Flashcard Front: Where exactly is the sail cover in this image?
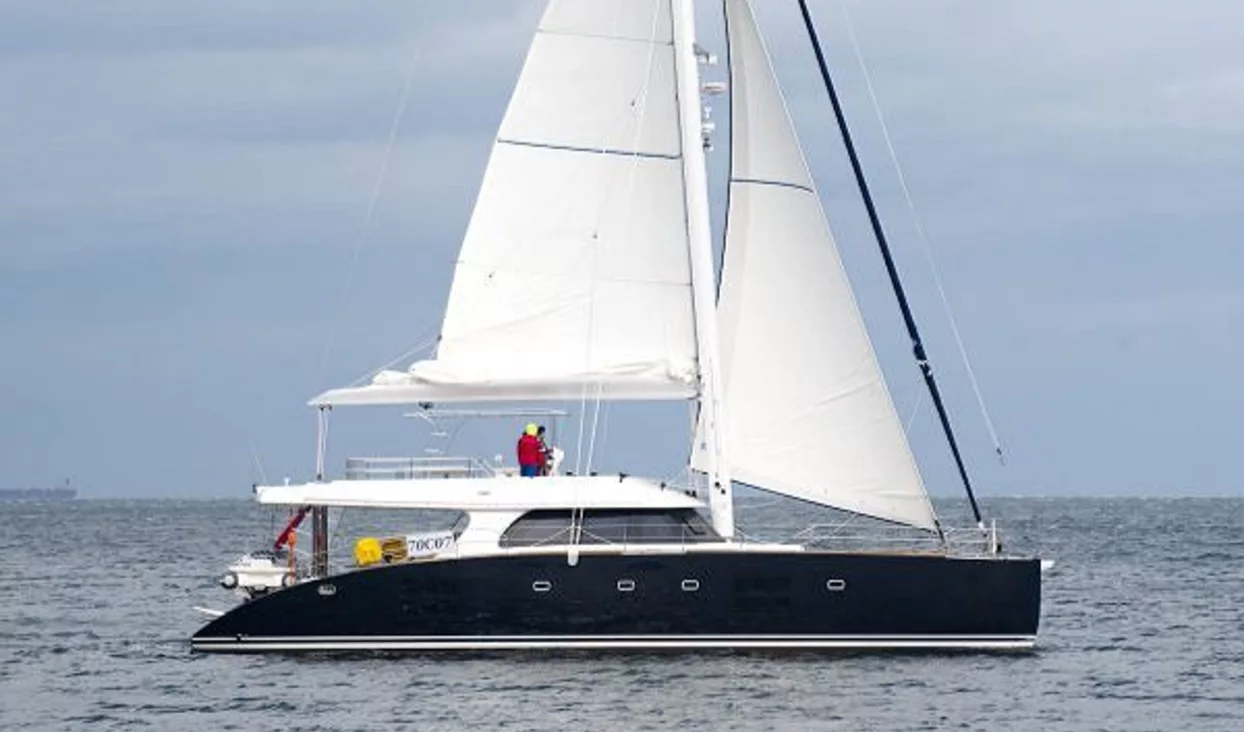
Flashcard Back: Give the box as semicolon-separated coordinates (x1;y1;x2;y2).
315;0;699;406
692;0;938;531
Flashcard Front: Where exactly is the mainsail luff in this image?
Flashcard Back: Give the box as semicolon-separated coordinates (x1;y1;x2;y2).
671;0;734;538
695;0;939;532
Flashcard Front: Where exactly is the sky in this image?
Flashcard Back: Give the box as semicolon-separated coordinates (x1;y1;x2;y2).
1;1;1241;502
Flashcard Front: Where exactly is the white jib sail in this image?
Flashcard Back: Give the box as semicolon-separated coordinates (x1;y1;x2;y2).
315;0;701;406
694;0;939;531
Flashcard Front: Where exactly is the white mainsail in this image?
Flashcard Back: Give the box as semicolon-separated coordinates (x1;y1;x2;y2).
693;0;939;531
314;0;699;406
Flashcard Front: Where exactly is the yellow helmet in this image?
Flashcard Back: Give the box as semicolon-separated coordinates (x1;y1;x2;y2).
525;423;538;436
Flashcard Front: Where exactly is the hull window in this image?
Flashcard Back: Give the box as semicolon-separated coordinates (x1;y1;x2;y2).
617;578;636;592
826;579;847;592
531;580;552;593
681;579;700;592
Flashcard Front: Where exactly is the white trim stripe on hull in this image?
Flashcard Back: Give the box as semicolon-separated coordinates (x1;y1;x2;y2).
193;634;1037;652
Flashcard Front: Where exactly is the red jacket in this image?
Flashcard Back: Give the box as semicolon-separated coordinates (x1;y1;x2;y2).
517;434;544;467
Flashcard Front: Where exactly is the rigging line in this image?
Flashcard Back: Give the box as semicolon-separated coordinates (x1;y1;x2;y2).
581;2;665;476
837;0;1005;465
314;39;424;390
795;0;984;528
574;385;589;477
464;25;658;324
715;0;736;304
591;3;662;472
454;10;668;364
584;382;606;474
597;399;612;472
248;443;270;485
264;506;280;552
327;507;350;570
455;28;658;333
345;327;439;388
905;386;924;433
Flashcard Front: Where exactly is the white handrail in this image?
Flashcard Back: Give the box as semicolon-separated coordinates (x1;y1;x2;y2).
344;456;498;480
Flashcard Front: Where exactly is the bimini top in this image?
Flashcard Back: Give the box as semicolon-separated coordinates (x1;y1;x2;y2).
255;475;704;512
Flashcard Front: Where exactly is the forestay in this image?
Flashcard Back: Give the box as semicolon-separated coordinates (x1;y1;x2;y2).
314;0;699;406
693;0;938;532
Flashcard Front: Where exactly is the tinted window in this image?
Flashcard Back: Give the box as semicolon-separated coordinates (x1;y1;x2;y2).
580;509;720;545
499;510;573;547
501;509;720;547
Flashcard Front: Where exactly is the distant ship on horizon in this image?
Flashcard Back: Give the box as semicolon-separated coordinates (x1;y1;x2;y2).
0;482;77;502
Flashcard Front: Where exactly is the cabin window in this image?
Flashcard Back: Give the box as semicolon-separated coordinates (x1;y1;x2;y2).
579;509;719;545
500;508;720;547
499;510;573;547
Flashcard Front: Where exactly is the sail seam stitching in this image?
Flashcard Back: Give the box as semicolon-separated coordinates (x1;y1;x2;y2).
497;138;680;161
538;29;674;47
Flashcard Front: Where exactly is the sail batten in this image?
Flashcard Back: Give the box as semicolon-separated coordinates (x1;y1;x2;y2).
496;138;682;161
733;177;815;194
695;0;939;532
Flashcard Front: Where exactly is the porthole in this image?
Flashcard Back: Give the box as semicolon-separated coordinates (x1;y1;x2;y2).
532;580;552;593
825;578;847;592
681;579;700;592
617;578;636;592
317;583;337;597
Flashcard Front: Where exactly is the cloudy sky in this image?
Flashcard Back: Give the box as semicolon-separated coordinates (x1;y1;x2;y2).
1;1;1240;502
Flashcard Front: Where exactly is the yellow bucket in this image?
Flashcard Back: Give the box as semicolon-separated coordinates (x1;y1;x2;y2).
354;537;383;567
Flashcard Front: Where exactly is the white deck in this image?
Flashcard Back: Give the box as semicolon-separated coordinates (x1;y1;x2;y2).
255;475;705;512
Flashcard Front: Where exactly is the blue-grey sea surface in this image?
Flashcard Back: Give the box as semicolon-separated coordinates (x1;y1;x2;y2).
1;496;1241;731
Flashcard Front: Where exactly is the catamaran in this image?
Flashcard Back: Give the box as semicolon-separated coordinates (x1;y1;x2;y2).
192;0;1042;653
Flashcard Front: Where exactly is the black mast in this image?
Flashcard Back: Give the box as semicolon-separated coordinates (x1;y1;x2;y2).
795;0;984;526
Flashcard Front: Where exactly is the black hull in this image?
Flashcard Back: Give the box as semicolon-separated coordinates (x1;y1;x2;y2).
192;550;1041;652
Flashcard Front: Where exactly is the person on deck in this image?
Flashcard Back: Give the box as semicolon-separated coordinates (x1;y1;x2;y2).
517;423;544;477
536;425;552;476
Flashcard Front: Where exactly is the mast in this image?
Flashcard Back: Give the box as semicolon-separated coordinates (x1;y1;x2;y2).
794;0;985;527
673;0;734;537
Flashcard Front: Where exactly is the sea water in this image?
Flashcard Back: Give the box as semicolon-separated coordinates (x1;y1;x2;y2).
1;497;1241;731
